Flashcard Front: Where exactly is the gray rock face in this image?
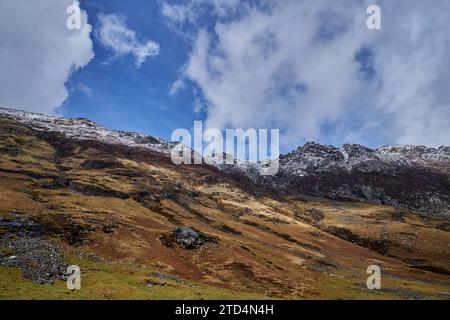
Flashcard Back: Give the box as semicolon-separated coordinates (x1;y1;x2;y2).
279;141;450;176
160;226;218;250
253;142;450;216
175;227;211;250
175;227;217;250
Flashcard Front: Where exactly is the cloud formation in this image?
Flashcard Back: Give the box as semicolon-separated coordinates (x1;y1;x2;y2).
165;0;450;148
98;13;160;67
0;0;94;115
162;0;240;24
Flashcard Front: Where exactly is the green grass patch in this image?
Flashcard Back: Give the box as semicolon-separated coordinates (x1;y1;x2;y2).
0;255;270;300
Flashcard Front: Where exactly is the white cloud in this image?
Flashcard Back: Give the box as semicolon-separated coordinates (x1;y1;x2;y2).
0;0;94;115
73;82;93;97
162;0;241;24
169;0;450;148
169;77;186;96
370;1;450;146
162;2;194;24
98;13;160;67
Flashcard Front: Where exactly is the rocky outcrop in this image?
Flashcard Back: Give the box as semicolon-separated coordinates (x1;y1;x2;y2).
160;227;218;250
254;142;450;216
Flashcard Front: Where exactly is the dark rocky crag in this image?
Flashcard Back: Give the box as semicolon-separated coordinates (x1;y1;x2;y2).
248;142;450;217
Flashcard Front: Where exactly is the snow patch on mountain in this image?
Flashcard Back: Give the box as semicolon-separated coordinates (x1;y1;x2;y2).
0;107;175;153
279;141;450;178
1;107;449;179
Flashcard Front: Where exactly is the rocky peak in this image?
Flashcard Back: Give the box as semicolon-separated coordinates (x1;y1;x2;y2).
341;144;375;159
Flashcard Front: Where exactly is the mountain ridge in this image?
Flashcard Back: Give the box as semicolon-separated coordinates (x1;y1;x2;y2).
1;106;448;162
1;106;449;216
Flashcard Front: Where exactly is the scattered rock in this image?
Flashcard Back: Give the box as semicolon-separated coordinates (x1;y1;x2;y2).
311;231;321;237
309;263;328;274
318;258;340;269
77;251;101;262
145;279;167;288
150;272;195;287
382;287;431;300
0;234;67;284
102;221;116;234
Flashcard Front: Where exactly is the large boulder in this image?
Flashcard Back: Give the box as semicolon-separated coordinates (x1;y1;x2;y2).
175;227;204;249
161;226;218;250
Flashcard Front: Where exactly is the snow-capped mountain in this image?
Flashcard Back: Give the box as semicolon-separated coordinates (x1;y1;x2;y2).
268;142;450;216
1;107;449;216
2;107;448;173
279;141;450;177
0;107;174;153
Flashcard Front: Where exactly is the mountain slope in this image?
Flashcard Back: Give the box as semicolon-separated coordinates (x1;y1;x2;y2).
0;108;449;300
2;107;449;216
234;143;450;216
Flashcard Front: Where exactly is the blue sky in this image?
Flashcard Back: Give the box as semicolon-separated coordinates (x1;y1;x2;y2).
62;0;200;143
1;0;449;152
60;0;381;151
